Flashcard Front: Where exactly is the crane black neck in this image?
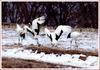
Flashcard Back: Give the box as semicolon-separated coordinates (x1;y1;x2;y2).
67;32;71;38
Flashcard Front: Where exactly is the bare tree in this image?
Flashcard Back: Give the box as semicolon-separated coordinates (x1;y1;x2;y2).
2;2;98;28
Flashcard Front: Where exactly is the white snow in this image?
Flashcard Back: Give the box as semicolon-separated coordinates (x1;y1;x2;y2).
2;48;99;69
2;28;99;68
2;29;98;51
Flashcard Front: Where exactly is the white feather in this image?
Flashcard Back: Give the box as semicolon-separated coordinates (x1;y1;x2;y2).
16;24;34;39
31;19;38;31
68;31;81;47
31;16;45;34
70;32;81;39
44;28;51;36
55;25;72;35
37;16;45;24
24;25;33;32
51;33;58;44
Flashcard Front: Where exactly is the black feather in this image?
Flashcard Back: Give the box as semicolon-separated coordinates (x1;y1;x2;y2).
55;30;63;40
67;32;71;38
47;34;52;41
27;29;35;37
20;33;25;39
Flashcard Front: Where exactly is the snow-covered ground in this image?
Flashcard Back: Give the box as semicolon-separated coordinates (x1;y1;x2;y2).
2;28;99;68
2;28;98;51
2;48;99;69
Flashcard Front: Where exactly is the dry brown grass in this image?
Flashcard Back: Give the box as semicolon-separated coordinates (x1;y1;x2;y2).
2;57;58;68
2;23;98;32
25;45;98;56
2;44;98;56
2;44;97;68
2;57;80;68
2;44;98;68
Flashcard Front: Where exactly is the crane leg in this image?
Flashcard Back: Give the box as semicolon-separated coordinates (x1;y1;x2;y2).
75;40;78;50
70;40;73;50
18;36;20;44
37;38;41;47
51;43;54;47
35;38;40;47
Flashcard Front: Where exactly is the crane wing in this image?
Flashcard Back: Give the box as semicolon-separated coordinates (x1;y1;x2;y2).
24;25;35;36
54;25;72;40
55;25;72;33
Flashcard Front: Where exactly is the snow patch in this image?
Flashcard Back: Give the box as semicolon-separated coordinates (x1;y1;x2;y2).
2;48;99;69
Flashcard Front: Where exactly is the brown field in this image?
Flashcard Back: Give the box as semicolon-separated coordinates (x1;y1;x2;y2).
2;57;81;68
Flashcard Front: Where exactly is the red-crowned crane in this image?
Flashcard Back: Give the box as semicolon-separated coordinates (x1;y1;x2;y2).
15;24;34;44
15;24;35;53
29;16;45;37
45;25;72;47
28;16;45;46
67;31;81;48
